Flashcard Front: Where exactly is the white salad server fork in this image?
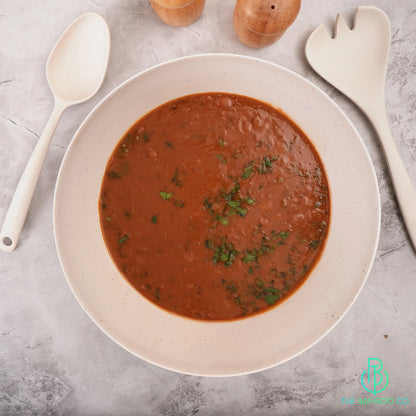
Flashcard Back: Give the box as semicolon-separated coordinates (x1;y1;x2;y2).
305;6;416;251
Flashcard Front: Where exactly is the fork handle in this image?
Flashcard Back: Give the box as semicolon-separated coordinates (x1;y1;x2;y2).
367;104;416;250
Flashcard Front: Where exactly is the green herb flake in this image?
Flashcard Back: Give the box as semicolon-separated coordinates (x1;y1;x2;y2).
205;240;214;250
218;138;225;147
217;216;229;226
118;234;129;245
174;199;185;208
264;156;273;168
309;240;320;250
264;294;280;305
227;200;241;209
235;207;247;217
220;251;230;262
272;230;289;240
258;156;274;174
221;278;237;294
258;242;274;255
213;242;239;268
165;141;174;148
107;170;120;180
245;197;256;205
203;198;213;210
216;154;227;164
242;162;255;180
151;215;158;224
255;277;265;287
159;191;173;200
222;184;240;201
242;250;258;264
106;216;112;222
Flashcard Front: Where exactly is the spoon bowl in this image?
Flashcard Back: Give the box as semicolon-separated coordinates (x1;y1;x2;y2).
47;13;110;104
0;13;111;252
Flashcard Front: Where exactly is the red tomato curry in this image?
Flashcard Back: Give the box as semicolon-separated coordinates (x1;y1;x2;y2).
99;93;330;320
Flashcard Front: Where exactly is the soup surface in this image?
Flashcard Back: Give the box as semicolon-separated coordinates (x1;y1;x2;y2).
99;93;330;320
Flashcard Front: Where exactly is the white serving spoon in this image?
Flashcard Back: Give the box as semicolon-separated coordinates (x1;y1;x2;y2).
305;6;416;251
0;13;110;253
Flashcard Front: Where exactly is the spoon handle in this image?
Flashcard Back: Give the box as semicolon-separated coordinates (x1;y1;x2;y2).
367;104;416;250
0;101;66;252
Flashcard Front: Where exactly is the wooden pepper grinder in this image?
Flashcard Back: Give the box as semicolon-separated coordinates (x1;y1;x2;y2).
150;0;206;27
233;0;301;48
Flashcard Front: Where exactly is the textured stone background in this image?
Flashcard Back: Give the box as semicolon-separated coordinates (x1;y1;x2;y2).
1;0;415;414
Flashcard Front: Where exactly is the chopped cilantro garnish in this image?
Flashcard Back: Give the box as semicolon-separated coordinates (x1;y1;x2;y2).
255;277;265;287
118;234;129;245
107;170;120;180
258;156;273;174
242;162;255;179
212;242;239;267
221;278;237;294
227;200;241;208
159;191;173;200
171;168;183;186
216;154;227;164
151;215;158;224
309;240;320;249
222;184;240;201
235;207;247;217
203;198;213;210
264;294;280;305
216;215;229;226
245;197;256;205
272;230;289;240
205;240;214;250
174;199;185;208
242;250;258;263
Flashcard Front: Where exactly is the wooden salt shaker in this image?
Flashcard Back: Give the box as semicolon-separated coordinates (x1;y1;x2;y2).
150;0;205;27
233;0;301;48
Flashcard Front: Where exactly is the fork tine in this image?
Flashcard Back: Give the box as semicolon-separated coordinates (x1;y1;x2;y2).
334;13;350;38
306;24;331;48
305;24;334;75
353;5;391;33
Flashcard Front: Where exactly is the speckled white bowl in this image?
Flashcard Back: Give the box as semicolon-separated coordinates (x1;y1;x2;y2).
53;54;380;376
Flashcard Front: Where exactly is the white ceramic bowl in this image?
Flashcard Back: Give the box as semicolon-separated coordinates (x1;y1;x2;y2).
54;54;380;376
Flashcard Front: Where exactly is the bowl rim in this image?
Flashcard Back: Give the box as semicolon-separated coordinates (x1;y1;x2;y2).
53;53;381;376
